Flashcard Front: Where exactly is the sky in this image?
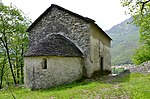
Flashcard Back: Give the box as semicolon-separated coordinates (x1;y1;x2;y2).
2;0;130;30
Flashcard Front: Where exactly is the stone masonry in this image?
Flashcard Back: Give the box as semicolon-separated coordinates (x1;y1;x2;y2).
24;4;111;89
28;6;91;76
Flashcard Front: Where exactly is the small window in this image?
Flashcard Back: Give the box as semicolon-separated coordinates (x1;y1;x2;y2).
42;58;47;69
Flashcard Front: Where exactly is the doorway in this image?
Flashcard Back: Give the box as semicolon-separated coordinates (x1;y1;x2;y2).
100;57;103;75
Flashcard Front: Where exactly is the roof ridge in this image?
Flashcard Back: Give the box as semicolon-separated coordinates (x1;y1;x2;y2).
26;4;95;32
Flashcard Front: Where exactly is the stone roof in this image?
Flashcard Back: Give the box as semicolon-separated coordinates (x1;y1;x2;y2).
26;4;111;40
26;4;95;32
24;34;83;57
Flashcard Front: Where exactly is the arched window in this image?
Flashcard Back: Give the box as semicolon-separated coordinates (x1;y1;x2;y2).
42;58;47;69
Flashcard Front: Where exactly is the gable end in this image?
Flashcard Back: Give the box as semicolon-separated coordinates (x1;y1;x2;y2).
26;4;95;32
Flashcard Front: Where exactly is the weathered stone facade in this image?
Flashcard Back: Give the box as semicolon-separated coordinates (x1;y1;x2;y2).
28;7;90;54
90;23;111;76
24;4;111;89
24;56;83;89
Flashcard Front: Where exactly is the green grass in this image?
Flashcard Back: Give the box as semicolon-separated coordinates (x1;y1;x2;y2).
112;68;125;74
0;73;150;99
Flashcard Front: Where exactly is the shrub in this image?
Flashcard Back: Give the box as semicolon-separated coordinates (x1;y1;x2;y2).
132;45;150;65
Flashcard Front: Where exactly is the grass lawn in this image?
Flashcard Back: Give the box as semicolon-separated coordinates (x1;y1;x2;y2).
0;73;150;99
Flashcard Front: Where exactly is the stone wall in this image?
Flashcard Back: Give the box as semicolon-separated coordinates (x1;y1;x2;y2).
90;23;111;76
26;6;111;78
24;56;83;89
29;7;90;55
130;61;150;74
28;7;92;77
111;61;150;74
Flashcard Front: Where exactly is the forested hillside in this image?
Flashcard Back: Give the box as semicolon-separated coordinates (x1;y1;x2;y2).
106;17;140;65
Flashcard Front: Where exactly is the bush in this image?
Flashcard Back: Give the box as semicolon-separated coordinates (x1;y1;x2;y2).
112;68;125;74
132;45;150;65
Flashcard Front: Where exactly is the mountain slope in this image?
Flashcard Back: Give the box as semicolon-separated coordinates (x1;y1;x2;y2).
106;17;140;65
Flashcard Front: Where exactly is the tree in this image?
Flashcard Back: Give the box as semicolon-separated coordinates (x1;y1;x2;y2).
121;0;150;45
121;0;150;64
132;45;150;65
0;3;31;86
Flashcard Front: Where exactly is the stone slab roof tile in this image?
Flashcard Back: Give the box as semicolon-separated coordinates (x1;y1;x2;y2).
24;34;83;57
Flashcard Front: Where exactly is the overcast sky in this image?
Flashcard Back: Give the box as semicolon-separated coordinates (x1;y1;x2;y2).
2;0;130;30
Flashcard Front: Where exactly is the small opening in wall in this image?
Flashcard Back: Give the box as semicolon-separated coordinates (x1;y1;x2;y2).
42;58;47;69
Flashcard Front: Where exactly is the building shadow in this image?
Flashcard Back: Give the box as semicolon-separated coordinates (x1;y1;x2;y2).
100;69;131;84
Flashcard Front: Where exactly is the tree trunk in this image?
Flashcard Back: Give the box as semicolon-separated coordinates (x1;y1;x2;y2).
0;62;5;89
5;41;17;84
21;44;24;83
0;36;17;84
15;46;20;84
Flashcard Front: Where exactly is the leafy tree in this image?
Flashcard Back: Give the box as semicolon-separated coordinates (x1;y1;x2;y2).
121;0;150;64
132;45;150;64
0;3;31;87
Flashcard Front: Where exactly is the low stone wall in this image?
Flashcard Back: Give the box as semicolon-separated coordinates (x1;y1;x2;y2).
111;61;150;74
130;61;150;74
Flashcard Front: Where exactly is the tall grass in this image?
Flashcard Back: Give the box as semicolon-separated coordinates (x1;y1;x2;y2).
0;73;150;99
